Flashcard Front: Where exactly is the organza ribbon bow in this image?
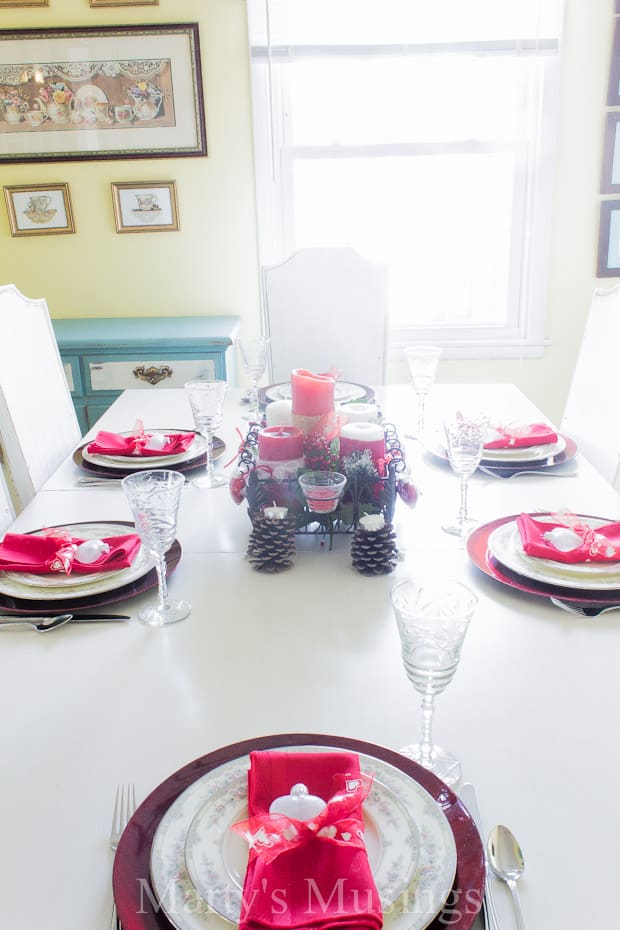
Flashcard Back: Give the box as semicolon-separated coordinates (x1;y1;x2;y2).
232;772;373;865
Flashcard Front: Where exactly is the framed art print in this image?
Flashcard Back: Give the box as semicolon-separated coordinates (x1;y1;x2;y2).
597;200;620;277
0;24;206;163
111;180;179;233
4;182;75;236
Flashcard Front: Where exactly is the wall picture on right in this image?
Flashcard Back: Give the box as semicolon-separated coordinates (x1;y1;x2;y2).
597;200;620;277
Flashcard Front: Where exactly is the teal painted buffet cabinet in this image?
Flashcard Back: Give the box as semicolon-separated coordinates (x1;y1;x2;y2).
52;316;240;434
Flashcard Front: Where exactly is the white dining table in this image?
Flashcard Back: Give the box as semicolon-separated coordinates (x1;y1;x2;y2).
1;383;619;930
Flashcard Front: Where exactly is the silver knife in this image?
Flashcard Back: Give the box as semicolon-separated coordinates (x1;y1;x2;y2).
0;613;131;623
459;782;500;930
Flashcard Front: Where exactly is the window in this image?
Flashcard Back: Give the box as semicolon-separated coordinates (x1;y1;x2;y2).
247;1;565;358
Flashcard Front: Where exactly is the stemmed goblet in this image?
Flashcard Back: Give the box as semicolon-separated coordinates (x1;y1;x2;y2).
442;411;490;540
121;469;191;627
185;379;228;489
390;577;478;787
238;336;270;421
404;345;442;440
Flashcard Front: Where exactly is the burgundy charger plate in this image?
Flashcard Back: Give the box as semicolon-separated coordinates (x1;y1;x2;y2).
114;733;485;930
0;521;181;615
467;513;620;605
74;433;226;479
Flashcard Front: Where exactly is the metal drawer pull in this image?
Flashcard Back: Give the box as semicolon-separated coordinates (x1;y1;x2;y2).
133;365;173;385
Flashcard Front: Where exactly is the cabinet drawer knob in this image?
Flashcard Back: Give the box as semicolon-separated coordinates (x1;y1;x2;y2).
133;365;173;385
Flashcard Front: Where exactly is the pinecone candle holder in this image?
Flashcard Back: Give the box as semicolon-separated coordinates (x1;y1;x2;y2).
351;512;398;575
247;506;296;573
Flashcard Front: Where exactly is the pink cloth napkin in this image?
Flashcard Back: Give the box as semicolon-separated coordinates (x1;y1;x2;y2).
0;532;141;574
233;750;383;930
516;513;620;563
484;423;558;449
86;430;195;457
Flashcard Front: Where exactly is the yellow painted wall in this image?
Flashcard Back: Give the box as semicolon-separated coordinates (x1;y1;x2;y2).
0;1;615;423
0;0;260;326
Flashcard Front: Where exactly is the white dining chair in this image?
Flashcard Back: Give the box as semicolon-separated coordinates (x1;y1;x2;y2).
0;284;81;514
261;248;389;384
561;284;620;491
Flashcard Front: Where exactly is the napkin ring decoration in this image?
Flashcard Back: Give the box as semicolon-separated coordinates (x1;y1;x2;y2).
547;510;619;559
231;772;373;865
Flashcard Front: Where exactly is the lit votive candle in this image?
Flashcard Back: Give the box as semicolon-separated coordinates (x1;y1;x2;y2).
339;422;386;465
263;503;289;521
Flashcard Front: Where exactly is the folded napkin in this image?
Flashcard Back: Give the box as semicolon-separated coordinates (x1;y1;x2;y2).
484;423;558;450
232;750;383;930
0;531;141;574
86;429;195;457
516;513;620;563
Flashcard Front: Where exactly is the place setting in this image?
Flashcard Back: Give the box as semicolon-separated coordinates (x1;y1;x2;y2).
467;508;620;612
0;470;188;623
425;417;578;480
74;423;226;481
111;576;487;930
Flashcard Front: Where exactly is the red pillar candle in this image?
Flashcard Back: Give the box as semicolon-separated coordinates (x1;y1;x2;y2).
258;426;304;462
291;369;335;416
339;422;386;465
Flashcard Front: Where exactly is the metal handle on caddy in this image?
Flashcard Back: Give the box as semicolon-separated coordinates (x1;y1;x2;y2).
132;365;173;386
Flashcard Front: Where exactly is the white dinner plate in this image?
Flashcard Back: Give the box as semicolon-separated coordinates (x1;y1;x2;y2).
481;435;566;463
488;516;620;589
0;522;154;600
82;430;207;470
266;382;368;404
150;746;457;930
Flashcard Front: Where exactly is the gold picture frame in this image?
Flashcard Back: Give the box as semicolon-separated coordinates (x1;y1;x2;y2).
3;182;75;236
90;1;158;6
0;1;49;7
111;180;179;233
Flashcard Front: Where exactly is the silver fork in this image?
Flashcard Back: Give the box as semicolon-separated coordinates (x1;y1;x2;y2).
549;597;620;618
478;465;578;479
109;784;137;930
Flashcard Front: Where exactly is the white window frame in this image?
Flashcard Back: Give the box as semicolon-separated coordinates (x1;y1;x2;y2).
250;42;561;359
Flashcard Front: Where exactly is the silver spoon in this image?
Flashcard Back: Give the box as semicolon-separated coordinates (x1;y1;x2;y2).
0;614;74;633
487;824;527;930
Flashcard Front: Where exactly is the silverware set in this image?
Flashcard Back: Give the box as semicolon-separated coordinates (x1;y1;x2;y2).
0;613;131;631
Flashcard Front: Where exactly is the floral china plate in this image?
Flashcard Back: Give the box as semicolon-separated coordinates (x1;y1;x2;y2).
149;745;456;930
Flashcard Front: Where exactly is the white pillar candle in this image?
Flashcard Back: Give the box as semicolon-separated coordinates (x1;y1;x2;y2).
337;402;380;423
265;399;293;427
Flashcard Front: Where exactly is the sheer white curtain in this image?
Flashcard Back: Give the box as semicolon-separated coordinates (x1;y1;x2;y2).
246;0;565;358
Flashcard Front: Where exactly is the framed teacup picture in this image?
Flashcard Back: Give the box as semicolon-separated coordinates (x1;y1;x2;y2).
3;182;75;236
111;180;179;233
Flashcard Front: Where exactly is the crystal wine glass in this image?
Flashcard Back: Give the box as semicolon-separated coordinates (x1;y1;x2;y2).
442;411;490;540
185;379;228;489
121;469;190;627
390;577;478;787
404;345;442;440
238;336;270;421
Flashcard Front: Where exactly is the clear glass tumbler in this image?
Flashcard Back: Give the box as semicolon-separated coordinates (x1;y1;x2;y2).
238;336;270;421
185;379;228;489
390;577;478;787
121;469;191;627
403;345;442;440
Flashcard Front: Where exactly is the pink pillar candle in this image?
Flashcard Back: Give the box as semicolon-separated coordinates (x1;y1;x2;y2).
258;426;304;462
291;369;335;416
339;422;386;465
